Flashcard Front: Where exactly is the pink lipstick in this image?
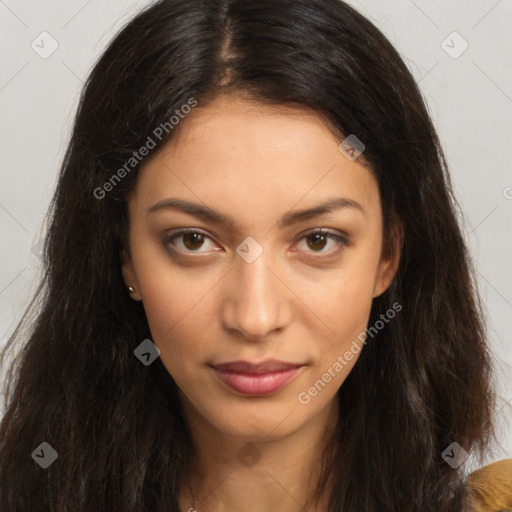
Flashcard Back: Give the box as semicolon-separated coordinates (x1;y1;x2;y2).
211;360;303;396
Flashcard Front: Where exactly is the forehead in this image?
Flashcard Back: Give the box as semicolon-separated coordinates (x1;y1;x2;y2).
130;95;380;228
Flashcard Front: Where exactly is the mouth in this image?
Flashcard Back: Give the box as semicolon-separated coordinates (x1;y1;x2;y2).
210;359;304;396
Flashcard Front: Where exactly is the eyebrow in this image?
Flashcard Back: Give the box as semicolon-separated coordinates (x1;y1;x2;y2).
147;196;365;229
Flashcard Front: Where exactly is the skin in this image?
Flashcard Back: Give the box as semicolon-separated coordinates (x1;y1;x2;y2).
121;94;401;512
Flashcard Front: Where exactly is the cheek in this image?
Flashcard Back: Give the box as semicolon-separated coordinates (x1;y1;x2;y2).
310;244;381;384
130;233;211;332
320;283;373;377
138;274;212;356
321;254;380;339
127;241;208;367
141;284;210;389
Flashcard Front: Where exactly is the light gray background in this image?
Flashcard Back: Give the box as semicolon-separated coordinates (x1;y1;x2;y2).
1;0;511;467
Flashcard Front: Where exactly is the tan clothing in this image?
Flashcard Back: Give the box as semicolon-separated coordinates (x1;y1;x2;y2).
468;459;512;512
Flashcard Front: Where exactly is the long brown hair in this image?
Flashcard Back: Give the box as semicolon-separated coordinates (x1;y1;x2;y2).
0;0;496;510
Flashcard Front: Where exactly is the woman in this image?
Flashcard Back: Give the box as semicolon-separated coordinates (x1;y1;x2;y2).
0;0;507;510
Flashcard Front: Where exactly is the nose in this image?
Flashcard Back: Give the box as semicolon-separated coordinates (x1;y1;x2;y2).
221;250;291;341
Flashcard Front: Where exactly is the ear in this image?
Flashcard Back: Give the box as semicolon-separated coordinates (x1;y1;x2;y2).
120;248;143;301
373;219;403;298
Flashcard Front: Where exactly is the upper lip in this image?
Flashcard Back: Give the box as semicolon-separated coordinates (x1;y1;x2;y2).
212;359;303;373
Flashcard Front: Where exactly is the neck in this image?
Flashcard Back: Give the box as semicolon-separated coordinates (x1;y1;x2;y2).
178;400;339;512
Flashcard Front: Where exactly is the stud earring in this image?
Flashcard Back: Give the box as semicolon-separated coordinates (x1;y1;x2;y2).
128;286;135;294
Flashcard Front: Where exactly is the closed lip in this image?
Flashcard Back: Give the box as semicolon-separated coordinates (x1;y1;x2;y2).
211;359;304;373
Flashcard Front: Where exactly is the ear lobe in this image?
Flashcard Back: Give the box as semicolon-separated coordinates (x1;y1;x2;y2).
373;220;403;298
120;248;142;301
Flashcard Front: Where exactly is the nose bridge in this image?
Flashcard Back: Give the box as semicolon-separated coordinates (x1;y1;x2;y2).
223;244;288;339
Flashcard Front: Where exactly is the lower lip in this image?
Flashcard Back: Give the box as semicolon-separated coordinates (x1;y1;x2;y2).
212;367;302;396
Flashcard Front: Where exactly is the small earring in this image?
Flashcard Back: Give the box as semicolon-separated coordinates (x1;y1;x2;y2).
128;286;135;294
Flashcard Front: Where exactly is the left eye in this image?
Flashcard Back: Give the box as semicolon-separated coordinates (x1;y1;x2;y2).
164;228;346;256
292;229;347;255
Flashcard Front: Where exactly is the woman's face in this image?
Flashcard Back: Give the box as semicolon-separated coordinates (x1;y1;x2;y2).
122;94;400;442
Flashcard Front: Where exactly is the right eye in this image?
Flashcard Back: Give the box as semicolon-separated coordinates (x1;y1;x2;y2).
163;228;220;254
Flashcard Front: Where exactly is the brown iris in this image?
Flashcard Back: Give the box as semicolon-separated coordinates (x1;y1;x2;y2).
306;232;328;251
182;232;205;251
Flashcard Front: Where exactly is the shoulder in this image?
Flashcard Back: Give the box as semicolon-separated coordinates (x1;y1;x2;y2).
467;458;512;512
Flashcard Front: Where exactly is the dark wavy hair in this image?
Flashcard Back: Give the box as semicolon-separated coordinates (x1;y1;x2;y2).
0;0;496;510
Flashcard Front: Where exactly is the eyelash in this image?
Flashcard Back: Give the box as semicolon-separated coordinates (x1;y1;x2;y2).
163;227;348;259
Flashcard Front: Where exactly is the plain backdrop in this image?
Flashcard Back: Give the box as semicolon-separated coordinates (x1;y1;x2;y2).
1;0;511;467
